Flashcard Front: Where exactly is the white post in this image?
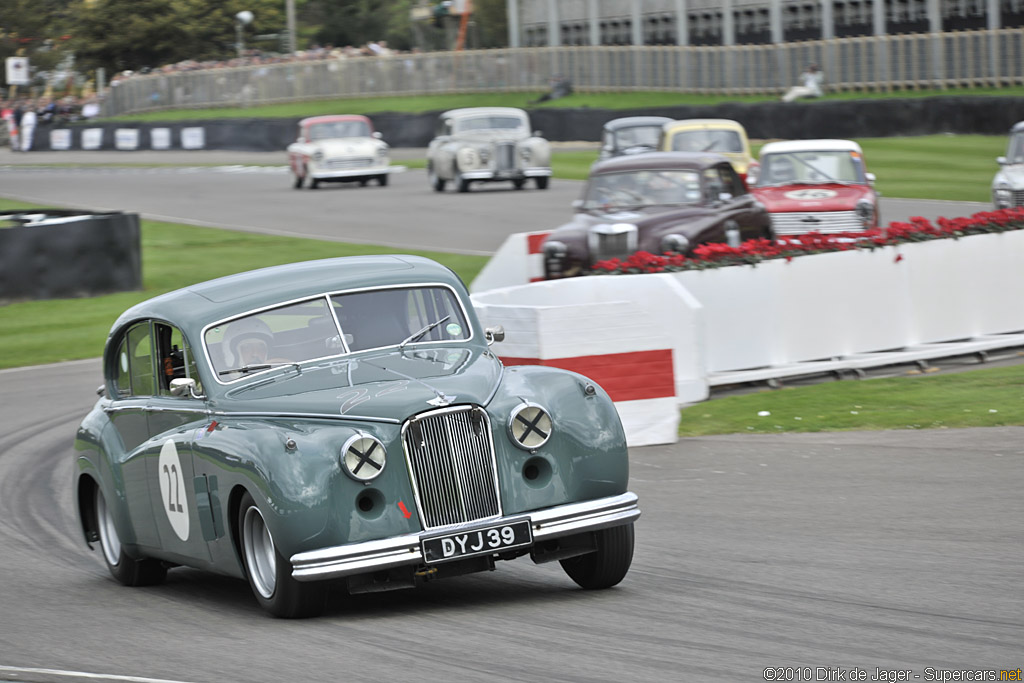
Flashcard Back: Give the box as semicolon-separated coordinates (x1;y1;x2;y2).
508;0;520;48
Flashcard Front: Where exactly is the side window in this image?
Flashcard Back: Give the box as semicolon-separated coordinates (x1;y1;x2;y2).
721;165;744;196
703;168;724;202
155;322;202;397
113;336;130;396
127;323;155;397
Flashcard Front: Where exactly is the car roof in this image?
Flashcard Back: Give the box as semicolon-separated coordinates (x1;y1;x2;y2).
603;116;675;130
589;151;731;175
109;255;463;336
759;139;863;155
440;107;528;119
300;114;371;126
663;118;747;134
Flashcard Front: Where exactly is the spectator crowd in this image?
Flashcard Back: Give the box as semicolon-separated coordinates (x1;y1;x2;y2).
1;95;101;151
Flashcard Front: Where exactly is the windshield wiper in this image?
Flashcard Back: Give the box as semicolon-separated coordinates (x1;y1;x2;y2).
218;362;300;377
399;315;451;350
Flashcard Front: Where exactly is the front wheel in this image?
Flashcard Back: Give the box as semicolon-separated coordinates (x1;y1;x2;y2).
238;492;326;618
457;173;471;193
559;522;634;590
512;178;526;190
535;176;550;190
292;169;305;189
95;487;167;587
377;174;388;187
428;164;446;192
309;178;320;190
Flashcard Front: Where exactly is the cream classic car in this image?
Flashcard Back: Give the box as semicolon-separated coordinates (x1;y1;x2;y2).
287;115;390;189
426;107;552;192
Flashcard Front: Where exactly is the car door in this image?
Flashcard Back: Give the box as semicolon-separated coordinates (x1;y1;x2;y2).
144;321;211;562
710;162;764;242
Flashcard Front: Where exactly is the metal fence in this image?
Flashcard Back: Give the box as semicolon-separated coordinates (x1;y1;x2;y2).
103;28;1024;116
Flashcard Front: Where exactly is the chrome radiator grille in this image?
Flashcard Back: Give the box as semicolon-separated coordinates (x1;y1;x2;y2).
496;142;515;171
770;210;865;235
402;406;501;529
1013;190;1024;207
588;224;638;262
326;157;373;169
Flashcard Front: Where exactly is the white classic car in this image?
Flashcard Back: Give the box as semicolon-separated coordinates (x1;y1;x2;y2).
992;121;1024;209
426;107;552;192
287;115;390;189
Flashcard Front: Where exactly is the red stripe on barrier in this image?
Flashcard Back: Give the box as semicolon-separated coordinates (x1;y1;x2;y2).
527;232;551;254
500;349;674;402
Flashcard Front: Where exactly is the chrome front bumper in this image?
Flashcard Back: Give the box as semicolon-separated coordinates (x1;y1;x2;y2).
290;492;640;582
459;166;553;180
311;165;391;180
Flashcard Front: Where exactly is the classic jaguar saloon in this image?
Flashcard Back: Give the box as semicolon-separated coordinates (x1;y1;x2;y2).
74;256;639;617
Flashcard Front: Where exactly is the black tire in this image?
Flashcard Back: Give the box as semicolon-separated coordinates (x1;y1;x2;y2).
535;176;550;190
359;178;369;187
513;178;526;190
428;165;445;192
309;178;320;190
457;173;471;193
559;523;634;590
377;174;388;187
293;171;305;189
238;492;326;618
94;486;167;587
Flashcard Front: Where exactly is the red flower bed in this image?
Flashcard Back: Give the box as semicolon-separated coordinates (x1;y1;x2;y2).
589;208;1024;275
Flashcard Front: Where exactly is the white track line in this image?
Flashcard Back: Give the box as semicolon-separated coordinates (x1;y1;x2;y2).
0;665;198;683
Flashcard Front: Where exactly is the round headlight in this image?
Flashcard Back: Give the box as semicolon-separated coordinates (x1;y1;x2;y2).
313;150;324;162
855;199;875;226
543;239;568;259
661;233;690;254
339;434;386;482
994;184;1013;208
508;403;552;450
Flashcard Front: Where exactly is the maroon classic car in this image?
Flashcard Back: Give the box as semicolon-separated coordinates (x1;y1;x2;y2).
541;152;771;278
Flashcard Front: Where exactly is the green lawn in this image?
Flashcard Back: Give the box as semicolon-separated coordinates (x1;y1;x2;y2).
106;86;1024;121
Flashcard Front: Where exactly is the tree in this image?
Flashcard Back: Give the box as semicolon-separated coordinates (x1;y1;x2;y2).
303;0;414;51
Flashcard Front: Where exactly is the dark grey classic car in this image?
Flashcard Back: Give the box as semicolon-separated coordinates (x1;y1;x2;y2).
73;255;639;618
542;152;772;278
598;116;675;160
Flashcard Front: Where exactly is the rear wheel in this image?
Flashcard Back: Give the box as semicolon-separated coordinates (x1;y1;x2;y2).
559;522;634;590
95;487;166;587
535;176;550;190
359;178;369;187
377;174;388;187
238;492;326;618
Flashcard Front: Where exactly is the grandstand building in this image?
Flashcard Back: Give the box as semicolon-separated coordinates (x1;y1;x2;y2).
509;0;1024;47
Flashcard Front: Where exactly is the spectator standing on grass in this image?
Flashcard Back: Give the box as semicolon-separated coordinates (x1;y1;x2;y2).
781;64;824;102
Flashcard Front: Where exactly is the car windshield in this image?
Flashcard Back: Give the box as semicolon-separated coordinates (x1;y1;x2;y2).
205;286;471;382
582;170;703;209
758;150;865;186
1007;132;1024;164
455;116;526;133
670;129;743;153
308;120;370;140
613;126;662;150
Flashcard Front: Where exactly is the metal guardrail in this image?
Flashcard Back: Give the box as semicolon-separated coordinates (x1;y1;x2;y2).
102;28;1024;116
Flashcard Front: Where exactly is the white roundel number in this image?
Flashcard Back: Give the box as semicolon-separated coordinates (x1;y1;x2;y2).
158;440;190;541
784;188;838;200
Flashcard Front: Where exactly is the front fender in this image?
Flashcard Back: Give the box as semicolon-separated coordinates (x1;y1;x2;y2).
487;365;629;515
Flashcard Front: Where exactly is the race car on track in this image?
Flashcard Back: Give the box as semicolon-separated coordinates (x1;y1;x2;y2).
426;107;552;192
287;114;390;189
73;255;640;617
751;139;879;237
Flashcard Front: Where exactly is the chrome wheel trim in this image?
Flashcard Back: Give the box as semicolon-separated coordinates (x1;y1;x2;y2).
95;489;122;567
243;504;277;599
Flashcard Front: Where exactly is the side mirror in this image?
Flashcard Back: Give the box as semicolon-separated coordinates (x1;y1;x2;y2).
866;172;876;185
373;131;383;139
997;156;1008;166
533;130;543;138
484;325;505;346
718;192;733;202
170;377;204;399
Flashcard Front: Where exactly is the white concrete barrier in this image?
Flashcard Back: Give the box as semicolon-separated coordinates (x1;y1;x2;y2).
470;230;550;294
472;274;707;447
470;228;1024;445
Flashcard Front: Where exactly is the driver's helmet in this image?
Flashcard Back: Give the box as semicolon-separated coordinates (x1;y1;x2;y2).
223;317;274;366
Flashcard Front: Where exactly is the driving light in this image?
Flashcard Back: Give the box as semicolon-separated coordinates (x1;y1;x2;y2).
478;147;491;163
340;434;386;481
994;185;1012;208
520;146;532;162
508;403;552;450
661;233;690;254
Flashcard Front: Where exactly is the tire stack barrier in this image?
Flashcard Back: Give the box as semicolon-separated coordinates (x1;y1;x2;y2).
0;210;142;303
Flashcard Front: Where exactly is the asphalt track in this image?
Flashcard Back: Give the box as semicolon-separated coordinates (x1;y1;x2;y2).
0;151;1020;682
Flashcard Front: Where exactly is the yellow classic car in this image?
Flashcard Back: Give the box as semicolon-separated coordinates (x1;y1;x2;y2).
660;118;759;186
